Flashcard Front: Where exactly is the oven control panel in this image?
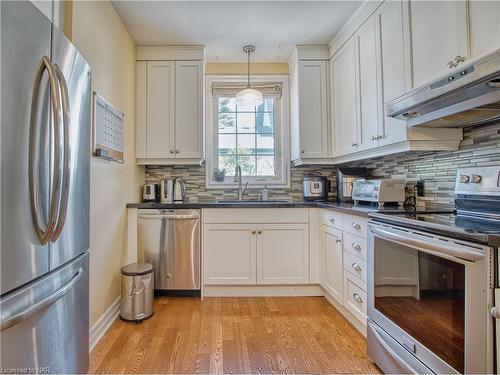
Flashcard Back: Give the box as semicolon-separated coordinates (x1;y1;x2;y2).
455;166;500;195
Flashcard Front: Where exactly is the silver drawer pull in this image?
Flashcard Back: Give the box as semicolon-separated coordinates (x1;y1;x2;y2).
335;238;342;244
351;242;361;251
351;263;362;272
328;216;335;223
351;222;362;230
353;293;363;304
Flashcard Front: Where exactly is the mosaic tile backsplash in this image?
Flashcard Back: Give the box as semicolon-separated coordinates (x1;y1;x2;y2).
145;122;500;208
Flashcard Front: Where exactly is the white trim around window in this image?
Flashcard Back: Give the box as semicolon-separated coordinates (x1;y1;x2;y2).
205;75;290;189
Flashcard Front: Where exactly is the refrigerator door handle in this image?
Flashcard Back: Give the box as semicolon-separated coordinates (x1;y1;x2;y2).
50;65;71;242
29;56;62;245
0;267;84;331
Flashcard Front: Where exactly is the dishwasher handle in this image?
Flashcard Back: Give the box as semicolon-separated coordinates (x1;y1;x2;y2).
138;213;199;220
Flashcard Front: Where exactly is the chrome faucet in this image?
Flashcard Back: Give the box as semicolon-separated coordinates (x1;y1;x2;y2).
234;164;248;200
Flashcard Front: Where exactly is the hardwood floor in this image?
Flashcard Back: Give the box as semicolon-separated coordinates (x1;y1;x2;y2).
89;296;380;374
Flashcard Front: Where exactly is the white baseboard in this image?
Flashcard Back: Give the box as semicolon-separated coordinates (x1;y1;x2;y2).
203;284;324;297
89;297;121;352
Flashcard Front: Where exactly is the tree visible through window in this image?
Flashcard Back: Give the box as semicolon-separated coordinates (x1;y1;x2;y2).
217;97;276;177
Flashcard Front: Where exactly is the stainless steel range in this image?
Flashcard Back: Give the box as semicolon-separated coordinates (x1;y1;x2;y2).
367;166;500;374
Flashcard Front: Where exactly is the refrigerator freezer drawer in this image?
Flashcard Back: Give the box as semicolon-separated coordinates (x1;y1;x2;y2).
0;252;89;373
138;209;200;290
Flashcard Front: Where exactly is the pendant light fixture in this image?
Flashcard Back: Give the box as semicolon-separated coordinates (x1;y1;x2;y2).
236;45;264;107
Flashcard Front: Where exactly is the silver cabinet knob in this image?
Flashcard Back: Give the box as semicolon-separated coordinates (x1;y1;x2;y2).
353;293;363;304
491;306;500;319
352;242;361;251
251;230;256;235
328;216;335;223
170;149;174;154
351;222;361;230
352;263;362;272
335;238;342;243
175;149;180;154
447;60;457;69
257;229;262;234
301;150;305;154
166;274;173;279
377;134;383;140
455;55;466;64
351;142;358;147
371;136;377;141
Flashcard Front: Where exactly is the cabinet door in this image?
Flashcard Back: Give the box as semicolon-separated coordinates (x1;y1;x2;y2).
298;61;328;158
136;61;147;158
356;15;380;151
375;0;409;146
203;224;256;285
469;1;500;59
147;61;175;158
257;224;309;284
331;38;359;157
410;0;469;87
175;61;203;159
322;226;343;304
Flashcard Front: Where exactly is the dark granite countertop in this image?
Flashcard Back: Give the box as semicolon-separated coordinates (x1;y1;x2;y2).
126;200;410;217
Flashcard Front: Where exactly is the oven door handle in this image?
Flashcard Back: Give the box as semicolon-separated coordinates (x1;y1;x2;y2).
370;226;484;262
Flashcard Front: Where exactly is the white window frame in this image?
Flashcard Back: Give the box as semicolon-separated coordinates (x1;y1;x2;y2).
205;75;290;189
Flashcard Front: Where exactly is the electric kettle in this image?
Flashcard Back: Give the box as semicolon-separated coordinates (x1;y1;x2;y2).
173;179;186;202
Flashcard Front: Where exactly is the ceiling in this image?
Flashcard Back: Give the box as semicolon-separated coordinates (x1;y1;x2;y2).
112;1;360;63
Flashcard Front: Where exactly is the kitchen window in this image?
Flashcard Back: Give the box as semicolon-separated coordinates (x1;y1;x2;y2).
205;76;290;188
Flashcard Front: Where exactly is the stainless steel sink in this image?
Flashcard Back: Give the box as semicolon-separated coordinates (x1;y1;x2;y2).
216;199;292;204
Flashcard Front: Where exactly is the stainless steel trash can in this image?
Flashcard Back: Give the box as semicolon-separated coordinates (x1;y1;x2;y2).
120;263;154;321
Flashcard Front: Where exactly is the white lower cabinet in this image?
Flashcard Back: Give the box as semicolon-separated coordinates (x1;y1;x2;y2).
321;225;343;304
203;224;257;285
203;210;310;286
257;224;309;284
321;209;368;329
343;272;367;323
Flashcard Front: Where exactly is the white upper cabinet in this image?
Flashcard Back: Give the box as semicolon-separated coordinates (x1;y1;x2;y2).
135;46;204;165
469;0;500;59
146;61;175;159
174;61;203;159
374;0;409;146
356;15;380;151
298;61;329;159
409;0;469;87
331;38;359;157
289;46;330;164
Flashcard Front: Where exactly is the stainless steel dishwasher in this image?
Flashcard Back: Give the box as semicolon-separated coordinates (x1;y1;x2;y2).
137;209;200;291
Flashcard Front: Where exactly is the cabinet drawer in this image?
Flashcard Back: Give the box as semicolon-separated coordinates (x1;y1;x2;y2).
343;232;368;260
343;251;367;283
342;214;368;238
321;209;343;230
343;273;367;325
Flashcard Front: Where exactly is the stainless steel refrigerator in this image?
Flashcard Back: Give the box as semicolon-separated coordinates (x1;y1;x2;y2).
1;1;91;373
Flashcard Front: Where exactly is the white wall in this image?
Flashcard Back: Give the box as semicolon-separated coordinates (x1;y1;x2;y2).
71;0;143;327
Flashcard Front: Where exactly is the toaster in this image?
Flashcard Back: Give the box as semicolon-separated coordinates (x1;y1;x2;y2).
142;183;159;202
352;179;406;207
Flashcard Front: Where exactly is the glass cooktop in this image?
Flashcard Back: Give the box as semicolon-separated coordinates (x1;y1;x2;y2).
370;211;500;246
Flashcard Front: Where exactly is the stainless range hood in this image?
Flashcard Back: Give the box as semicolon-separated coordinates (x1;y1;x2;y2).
386;49;500;127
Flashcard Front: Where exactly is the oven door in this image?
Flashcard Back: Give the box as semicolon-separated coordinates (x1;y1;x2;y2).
367;222;494;374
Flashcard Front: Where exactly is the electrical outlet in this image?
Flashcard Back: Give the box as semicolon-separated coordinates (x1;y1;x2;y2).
416;180;425;197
